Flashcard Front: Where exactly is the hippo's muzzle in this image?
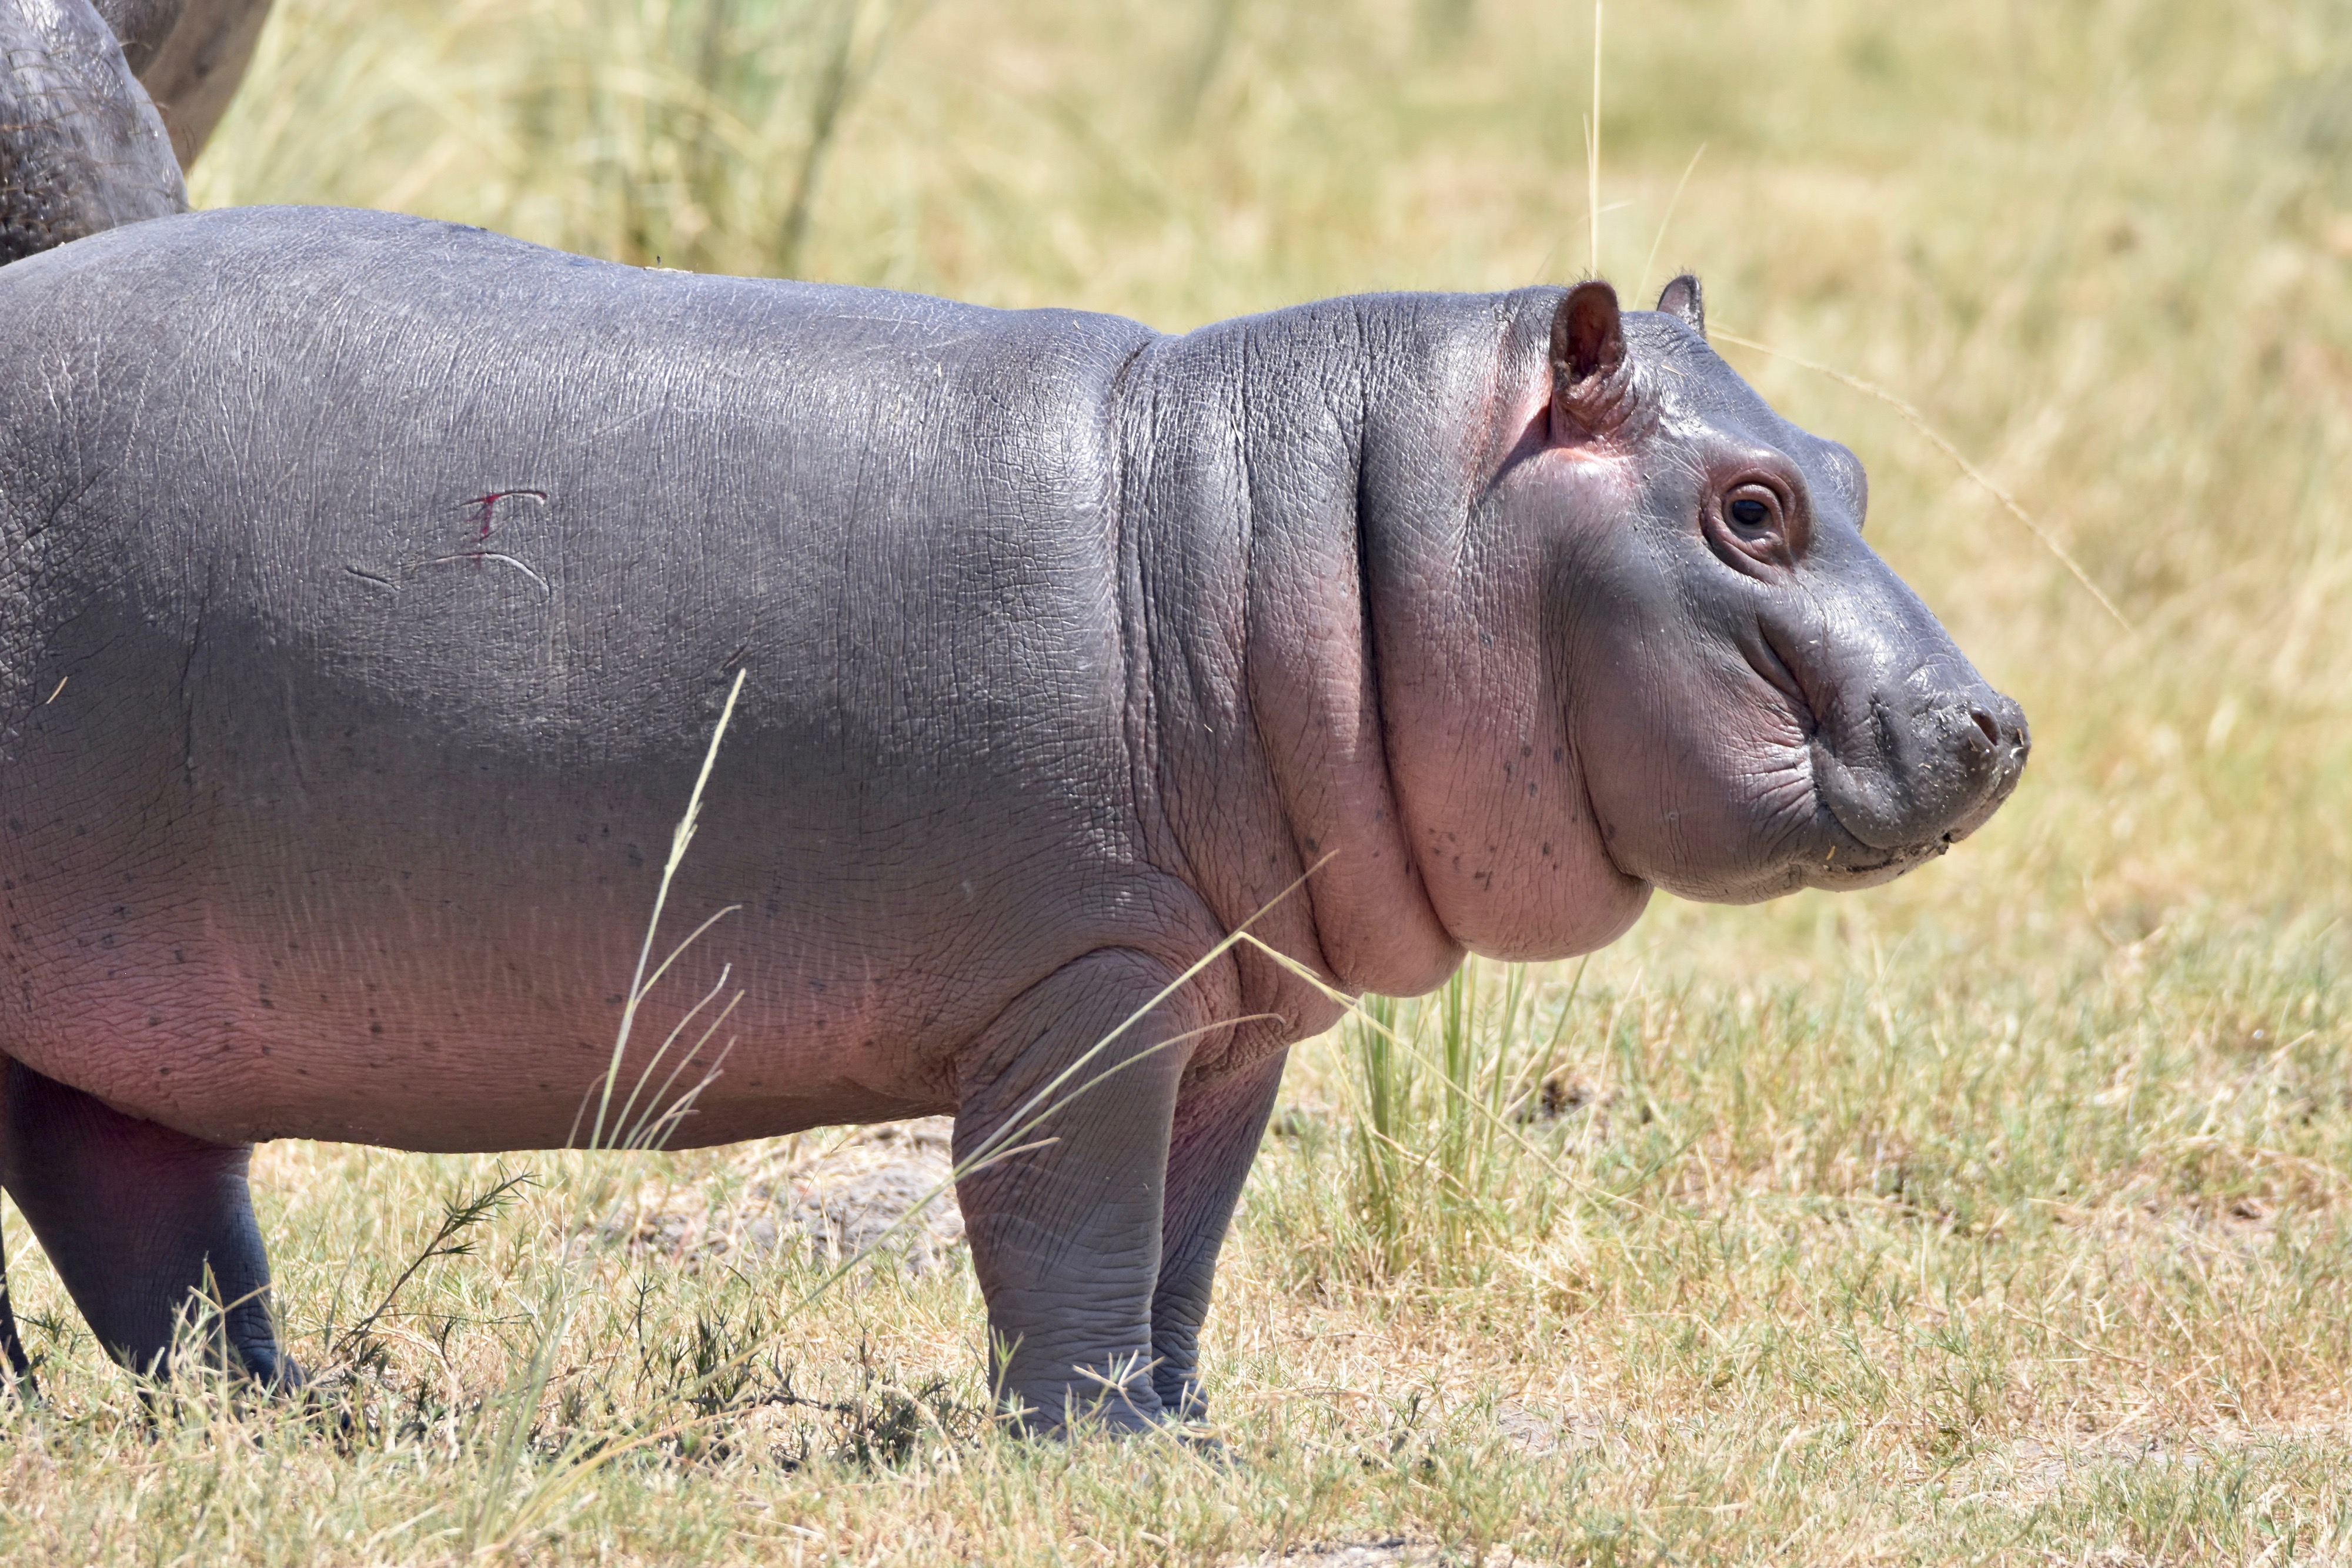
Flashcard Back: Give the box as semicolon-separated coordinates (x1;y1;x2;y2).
1806;678;2030;881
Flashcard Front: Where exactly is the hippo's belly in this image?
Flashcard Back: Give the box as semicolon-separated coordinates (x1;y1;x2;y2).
0;596;1139;1152
0;717;954;1152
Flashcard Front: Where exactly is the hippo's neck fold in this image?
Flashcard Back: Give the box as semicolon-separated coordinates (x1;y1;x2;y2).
1115;295;1487;1002
1117;286;1656;1002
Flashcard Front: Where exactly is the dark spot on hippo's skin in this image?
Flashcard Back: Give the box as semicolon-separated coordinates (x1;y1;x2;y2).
626;844;644;868
370;1023;383;1034
148;1014;161;1027
1542;842;1553;857
606;994;625;1006
101;933;115;948
5;819;18;833
810;981;827;994
1304;835;1319;852
174;948;185;963
1553;748;1565;764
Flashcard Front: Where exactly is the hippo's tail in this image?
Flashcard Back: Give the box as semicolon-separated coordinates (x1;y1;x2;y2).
0;0;188;268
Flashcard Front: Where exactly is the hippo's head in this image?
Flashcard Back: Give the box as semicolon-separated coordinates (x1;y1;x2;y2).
1369;278;2027;969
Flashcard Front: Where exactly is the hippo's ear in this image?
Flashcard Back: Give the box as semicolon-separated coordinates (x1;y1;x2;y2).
1656;274;1705;336
1549;281;1639;442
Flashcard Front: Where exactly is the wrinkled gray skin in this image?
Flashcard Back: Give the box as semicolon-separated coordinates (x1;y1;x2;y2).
0;205;2026;1427
0;0;186;263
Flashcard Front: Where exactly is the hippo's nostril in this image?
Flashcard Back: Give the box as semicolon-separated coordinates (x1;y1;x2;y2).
1969;707;2000;748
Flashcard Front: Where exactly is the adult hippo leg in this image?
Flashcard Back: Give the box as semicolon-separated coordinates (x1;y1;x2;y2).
953;950;1218;1433
1149;1046;1288;1422
0;1198;31;1393
0;1061;290;1386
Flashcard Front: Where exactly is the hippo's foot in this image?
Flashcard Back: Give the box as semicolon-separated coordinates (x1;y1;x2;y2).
1151;1365;1209;1425
1000;1372;1170;1439
0;1059;289;1388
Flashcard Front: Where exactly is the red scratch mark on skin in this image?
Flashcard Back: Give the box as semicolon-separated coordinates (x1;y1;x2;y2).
459;490;549;569
409;490;554;594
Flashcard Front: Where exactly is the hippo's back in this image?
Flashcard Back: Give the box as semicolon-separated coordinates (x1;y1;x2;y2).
0;205;1156;756
0;206;1189;1151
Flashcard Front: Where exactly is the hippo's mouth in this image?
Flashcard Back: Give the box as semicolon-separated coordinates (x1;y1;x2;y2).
1747;636;1982;892
1801;794;1954;887
1746;627;2026;893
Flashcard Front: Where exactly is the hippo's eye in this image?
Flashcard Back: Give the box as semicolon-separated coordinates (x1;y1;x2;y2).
1705;480;1804;574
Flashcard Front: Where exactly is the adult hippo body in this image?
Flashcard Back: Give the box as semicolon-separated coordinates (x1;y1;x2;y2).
0;205;2024;1426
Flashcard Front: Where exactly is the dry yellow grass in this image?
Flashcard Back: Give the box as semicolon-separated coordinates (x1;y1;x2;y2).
0;0;2346;1562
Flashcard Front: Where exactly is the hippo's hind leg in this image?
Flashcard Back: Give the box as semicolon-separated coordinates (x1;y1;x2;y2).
0;1059;292;1386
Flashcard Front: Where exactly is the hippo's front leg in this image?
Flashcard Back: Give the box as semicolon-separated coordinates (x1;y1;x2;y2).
1150;1047;1288;1422
0;1059;292;1385
953;949;1219;1433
